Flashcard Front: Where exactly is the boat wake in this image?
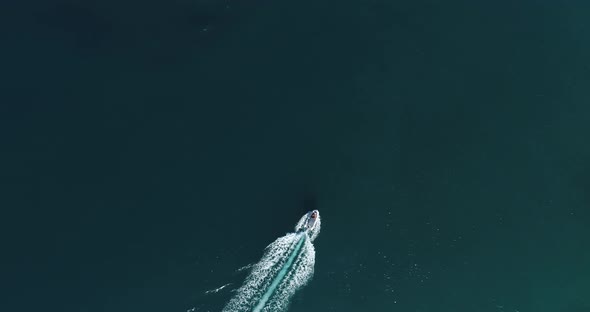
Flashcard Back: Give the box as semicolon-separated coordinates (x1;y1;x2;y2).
222;211;321;312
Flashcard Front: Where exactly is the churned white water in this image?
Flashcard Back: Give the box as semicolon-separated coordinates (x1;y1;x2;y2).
222;213;320;312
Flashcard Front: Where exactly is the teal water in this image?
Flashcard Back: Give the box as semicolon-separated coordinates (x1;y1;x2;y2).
1;1;589;312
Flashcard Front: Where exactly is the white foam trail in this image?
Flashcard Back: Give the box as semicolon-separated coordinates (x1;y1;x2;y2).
222;214;319;312
204;283;232;294
256;235;315;312
252;233;306;312
236;264;254;273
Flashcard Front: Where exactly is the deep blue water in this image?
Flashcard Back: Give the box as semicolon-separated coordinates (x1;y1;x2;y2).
1;1;590;311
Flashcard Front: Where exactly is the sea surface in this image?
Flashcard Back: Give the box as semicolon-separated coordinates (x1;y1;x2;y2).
1;1;589;312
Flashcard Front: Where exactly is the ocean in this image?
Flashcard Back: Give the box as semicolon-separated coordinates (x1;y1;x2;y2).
1;0;589;311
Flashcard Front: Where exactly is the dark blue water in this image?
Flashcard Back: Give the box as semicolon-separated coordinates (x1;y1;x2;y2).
1;1;589;311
